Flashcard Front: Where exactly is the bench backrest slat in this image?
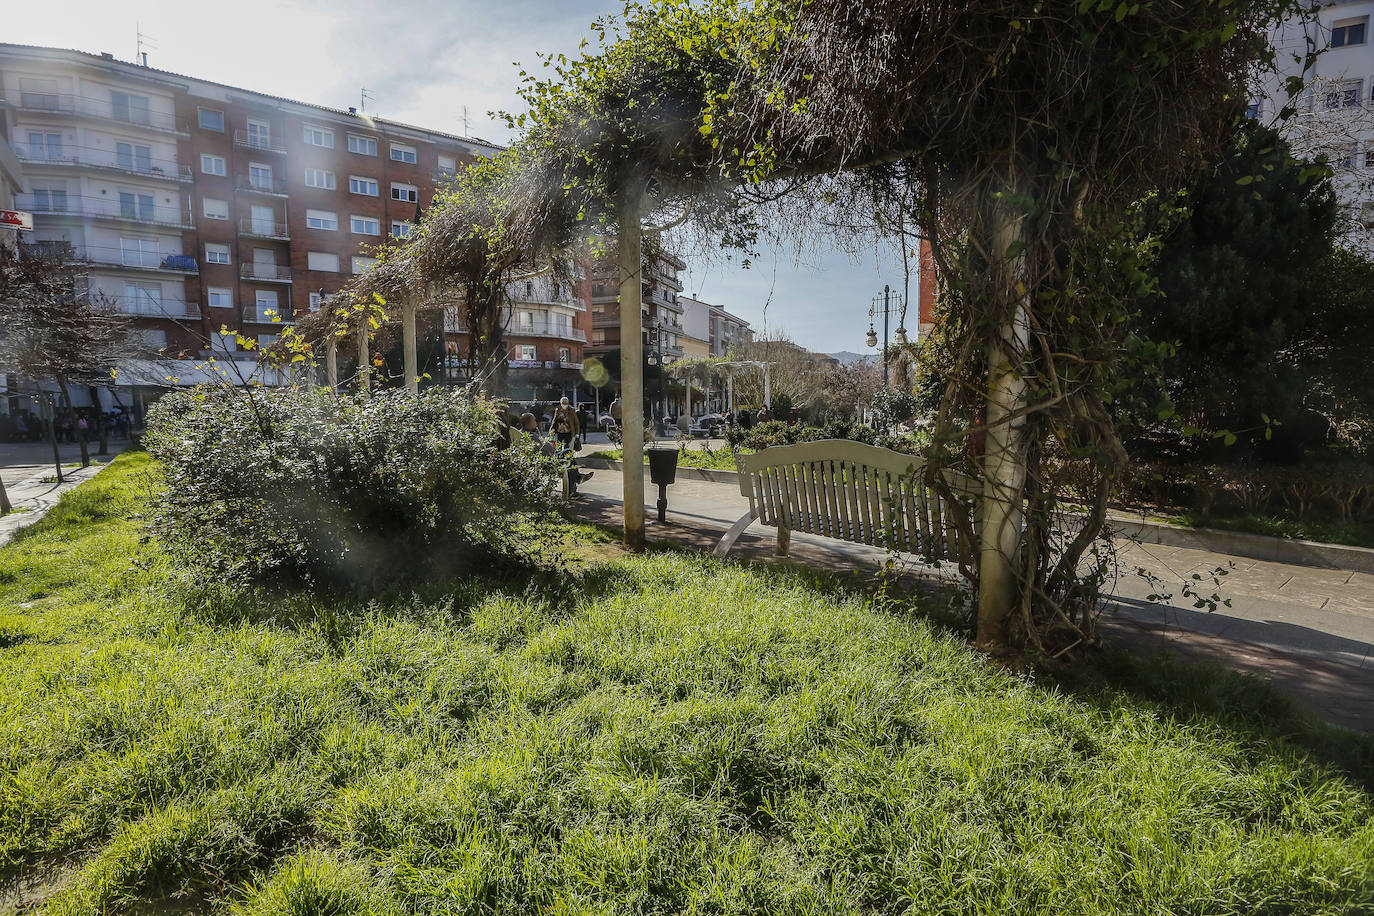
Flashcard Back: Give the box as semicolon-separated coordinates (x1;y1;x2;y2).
735;439;977;559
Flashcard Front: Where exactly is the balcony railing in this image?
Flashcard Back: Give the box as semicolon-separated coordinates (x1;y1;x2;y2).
17;91;188;134
109;296;201;319
237;217;290;240
239;263;293;282
20;241;199;274
15;193;194;230
234;174;289;195
13;142;193;182
233;130;286;153
434;168;460;182
244;307;295;324
450;317;586;342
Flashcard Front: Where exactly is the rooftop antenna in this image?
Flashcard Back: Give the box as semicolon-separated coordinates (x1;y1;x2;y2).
462;105;470;136
360;87;375;113
135;23;157;66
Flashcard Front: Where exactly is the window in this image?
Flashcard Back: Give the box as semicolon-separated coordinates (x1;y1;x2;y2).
205;243;231;265
31;186;68;212
304;168;336;189
348;134;377;155
349;175;378;196
1334;144;1358;169
116;142;152;173
110;90;151;125
518;345;537;361
255;290;279;321
305;209;338;230
137;329;168;351
123;282;162;315
351;255;377;274
437;154;456;172
214;331;238;353
592;330;605;345
559;347;570;363
1245;99;1262;119
120;191;155;221
517;309;534;330
19;77;60;111
303;124;334;148
248;163;274;190
1331;16;1368;48
201;154;226;176
390;182;418;203
245;119;271;149
391;220;413;239
389;143;417;164
350;215;380;235
1366;148;1374;169
26;132;63;160
307;251;340;272
120;237;159;268
208;287;233;309
202;197;229;220
309;291;324;310
1323;79;1363;110
257;334;280;348
198;108;224;131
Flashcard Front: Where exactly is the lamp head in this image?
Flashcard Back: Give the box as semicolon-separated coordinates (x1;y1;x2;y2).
894;327;908;346
865;327;878;348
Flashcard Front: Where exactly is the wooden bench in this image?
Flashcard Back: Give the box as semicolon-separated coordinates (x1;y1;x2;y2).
713;439;980;561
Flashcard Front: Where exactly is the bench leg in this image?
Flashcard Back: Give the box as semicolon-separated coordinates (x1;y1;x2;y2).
713;511;757;558
776;524;790;557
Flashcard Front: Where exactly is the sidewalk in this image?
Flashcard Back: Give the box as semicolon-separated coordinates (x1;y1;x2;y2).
573;466;1374;731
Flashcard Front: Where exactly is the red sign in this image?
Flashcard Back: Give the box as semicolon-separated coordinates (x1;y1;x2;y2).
0;210;33;231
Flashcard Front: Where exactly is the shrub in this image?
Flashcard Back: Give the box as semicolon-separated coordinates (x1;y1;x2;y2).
144;387;561;591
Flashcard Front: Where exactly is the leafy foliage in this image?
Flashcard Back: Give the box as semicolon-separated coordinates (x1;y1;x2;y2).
143;387;561;590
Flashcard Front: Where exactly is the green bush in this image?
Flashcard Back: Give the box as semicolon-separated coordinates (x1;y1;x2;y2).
144;387;561;591
726;419;922;455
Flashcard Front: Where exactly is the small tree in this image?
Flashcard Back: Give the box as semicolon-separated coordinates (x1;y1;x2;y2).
0;245;131;474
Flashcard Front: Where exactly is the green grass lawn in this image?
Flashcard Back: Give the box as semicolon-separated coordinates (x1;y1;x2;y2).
1;452;1372;914
587;446;741;471
1164;510;1374;551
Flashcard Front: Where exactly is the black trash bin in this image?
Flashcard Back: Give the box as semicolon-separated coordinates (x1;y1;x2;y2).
646;447;679;522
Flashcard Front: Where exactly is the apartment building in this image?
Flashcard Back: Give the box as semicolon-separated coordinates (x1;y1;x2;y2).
676;295;712;359
705;302;752;357
1;43;588;407
586;247;687;361
442;268;591;401
1259;2;1374;240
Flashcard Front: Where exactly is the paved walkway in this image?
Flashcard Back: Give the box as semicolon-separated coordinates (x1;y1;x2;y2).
575;467;1374;731
0;442;128;547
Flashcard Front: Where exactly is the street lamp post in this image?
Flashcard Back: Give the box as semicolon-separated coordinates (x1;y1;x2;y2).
866;284;908;388
646;331;667;437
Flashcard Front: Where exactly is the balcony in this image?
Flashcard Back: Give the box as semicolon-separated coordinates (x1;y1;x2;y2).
451;317;586;342
13;142;192;182
20;241;198;275
243;307;296;324
110;296;201;320
237;217;290;240
434;168;460;182
233;130;286;153
17;92;188;135
15;193;195;230
234;174;289;196
239;263;293;283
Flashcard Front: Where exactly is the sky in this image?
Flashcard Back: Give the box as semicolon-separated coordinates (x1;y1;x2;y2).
8;0;910;354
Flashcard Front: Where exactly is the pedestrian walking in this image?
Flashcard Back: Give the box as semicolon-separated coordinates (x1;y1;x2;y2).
552;397;580;452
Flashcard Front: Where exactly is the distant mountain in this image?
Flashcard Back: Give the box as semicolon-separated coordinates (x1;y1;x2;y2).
827;351;871;367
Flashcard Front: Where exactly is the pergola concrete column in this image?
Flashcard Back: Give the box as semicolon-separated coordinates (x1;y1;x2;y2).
402;296;419;395
618;187;646;551
326;338;338;391
357;319;370;393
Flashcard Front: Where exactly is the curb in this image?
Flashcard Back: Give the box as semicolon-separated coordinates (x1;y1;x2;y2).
580;457;1374;574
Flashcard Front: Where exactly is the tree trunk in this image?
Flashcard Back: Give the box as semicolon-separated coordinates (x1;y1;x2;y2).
356;321;370;394
46;395;63;484
619;186;647;551
975;200;1031;661
55;374;89;468
0;474;12;515
402;298;419;395
326;338;339;391
89;385;109;456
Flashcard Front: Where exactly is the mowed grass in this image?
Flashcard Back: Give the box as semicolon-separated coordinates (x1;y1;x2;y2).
0;453;1372;915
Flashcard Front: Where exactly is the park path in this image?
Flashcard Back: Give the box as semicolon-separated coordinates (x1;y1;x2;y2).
573;466;1374;732
0;442;128;547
